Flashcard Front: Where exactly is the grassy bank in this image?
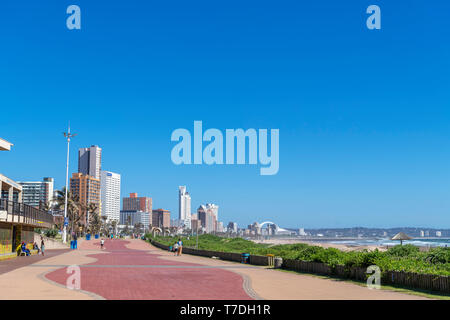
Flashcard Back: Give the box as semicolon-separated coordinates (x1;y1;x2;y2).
147;234;450;277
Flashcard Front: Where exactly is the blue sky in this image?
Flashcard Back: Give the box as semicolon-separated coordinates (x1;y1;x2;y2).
1;1;449;228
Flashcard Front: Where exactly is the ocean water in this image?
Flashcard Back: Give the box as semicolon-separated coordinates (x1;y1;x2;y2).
328;238;450;248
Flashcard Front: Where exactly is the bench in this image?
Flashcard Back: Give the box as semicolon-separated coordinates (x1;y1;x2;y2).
18;249;37;257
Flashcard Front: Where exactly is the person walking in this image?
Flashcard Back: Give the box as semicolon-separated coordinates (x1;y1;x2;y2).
73;233;78;250
177;238;183;256
40;237;45;256
100;238;105;250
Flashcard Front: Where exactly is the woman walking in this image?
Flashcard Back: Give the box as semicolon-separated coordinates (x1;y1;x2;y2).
40;237;45;256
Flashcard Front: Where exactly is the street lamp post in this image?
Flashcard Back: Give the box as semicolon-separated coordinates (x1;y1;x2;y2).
62;124;76;243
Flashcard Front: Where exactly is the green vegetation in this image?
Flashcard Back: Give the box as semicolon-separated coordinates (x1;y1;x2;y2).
147;234;450;276
43;228;59;238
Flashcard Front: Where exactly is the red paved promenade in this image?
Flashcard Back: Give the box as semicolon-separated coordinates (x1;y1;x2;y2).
45;239;252;300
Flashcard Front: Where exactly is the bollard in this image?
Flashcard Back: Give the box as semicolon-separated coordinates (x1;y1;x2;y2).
266;254;275;267
274;257;283;269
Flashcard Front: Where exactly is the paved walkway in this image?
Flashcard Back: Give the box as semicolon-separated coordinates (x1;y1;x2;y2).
0;239;428;300
0;249;68;275
46;239;251;300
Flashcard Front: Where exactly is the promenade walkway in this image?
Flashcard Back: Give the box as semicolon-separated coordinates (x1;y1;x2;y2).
0;239;428;300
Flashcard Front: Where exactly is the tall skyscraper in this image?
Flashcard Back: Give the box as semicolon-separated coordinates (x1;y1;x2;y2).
78;145;102;179
18;177;54;208
178;186;191;228
123;193;152;212
70;173;101;226
100;171;121;222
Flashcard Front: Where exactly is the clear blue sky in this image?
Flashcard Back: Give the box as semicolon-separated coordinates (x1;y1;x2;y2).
1;1;449;228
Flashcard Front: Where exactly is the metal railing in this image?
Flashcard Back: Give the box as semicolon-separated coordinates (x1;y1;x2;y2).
0;198;53;226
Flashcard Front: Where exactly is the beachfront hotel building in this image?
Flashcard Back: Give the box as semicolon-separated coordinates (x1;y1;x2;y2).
70;173;101;226
178;186;191;229
152;209;170;229
100;171;121;222
123;193;152;212
0;137;53;258
17;177;54;208
78;145;102;179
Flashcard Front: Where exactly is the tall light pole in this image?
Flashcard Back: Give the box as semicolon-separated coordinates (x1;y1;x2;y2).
63;124;77;243
196;223;199;249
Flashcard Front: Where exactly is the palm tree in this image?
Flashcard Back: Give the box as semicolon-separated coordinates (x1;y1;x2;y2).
89;211;101;236
54;187;82;238
123;215;132;236
100;216;109;236
111;220;118;236
86;203;98;233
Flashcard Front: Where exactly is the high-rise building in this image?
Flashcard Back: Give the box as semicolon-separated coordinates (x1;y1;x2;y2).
123;193;152;212
178;186;191;228
78;145;102;179
152;208;171;229
18;177;54;208
70;173;101;226
197;204;218;233
227;222;238;233
100;171;121;222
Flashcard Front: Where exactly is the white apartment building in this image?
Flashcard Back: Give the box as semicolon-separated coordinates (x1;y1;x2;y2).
179;186;191;228
17;177;54;208
100;171;121;222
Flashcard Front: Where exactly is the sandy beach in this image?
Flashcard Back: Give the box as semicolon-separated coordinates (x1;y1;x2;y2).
253;239;388;252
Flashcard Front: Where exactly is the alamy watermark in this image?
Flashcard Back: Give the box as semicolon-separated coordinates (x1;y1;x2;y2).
366;265;381;290
66;265;81;290
171;121;279;175
64;4;380;31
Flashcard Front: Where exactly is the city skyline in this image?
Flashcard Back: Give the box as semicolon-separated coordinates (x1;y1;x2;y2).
1;134;449;230
1;1;449;229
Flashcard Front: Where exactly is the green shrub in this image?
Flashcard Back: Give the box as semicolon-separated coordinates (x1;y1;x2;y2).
423;247;450;264
386;244;420;257
44;228;58;238
311;247;345;267
148;235;450;276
